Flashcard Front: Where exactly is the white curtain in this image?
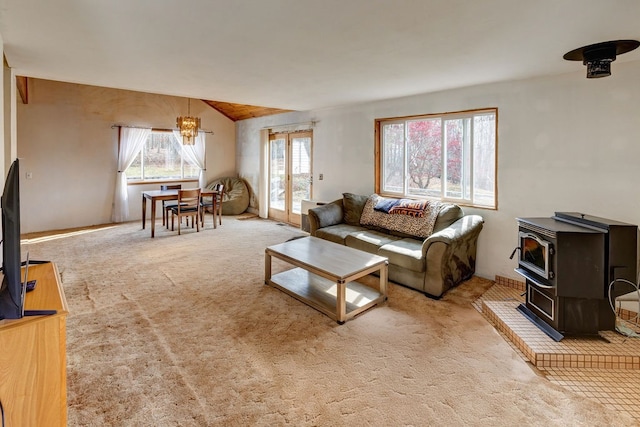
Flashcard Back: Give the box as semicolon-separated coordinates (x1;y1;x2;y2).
172;130;206;188
112;127;151;222
259;129;269;218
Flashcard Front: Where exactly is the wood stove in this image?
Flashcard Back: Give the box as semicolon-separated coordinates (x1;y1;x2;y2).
513;212;637;340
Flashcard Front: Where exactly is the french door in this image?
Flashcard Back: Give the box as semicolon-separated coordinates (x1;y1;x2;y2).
268;131;313;226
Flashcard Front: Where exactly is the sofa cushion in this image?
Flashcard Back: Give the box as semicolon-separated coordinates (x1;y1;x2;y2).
379;238;425;272
315;224;366;245
311;201;344;229
432;204;464;233
345;230;401;254
342;193;368;226
360;194;442;238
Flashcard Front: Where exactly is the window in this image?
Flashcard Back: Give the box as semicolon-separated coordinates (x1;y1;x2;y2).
126;131;200;181
376;108;496;208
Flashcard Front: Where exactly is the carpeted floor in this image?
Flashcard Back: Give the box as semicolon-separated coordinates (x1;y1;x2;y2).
22;217;634;426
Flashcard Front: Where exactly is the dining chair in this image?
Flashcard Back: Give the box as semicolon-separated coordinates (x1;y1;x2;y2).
201;183;224;228
170;188;201;235
160;184;182;228
214;183;224;225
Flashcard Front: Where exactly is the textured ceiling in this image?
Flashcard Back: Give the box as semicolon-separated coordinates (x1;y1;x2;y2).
1;1;639;113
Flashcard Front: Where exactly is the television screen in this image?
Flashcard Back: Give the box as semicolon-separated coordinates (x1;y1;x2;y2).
0;159;22;320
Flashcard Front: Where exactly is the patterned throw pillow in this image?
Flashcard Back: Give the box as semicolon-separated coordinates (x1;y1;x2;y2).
388;199;428;218
360;194;442;238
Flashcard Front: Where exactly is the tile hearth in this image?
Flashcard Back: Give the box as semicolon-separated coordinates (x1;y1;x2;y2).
475;280;640;422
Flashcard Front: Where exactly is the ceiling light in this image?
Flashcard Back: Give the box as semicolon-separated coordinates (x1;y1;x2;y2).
563;40;640;78
177;98;201;145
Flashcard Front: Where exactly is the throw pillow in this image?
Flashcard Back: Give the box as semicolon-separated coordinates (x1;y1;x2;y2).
374;197;400;213
388;199;429;218
342;193;369;226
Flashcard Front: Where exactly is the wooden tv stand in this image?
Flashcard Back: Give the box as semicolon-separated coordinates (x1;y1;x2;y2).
0;262;68;426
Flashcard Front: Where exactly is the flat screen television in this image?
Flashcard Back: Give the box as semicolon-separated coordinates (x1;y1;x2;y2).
0;159;23;320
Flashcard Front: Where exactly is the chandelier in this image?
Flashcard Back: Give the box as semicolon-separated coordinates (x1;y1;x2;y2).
176;98;201;145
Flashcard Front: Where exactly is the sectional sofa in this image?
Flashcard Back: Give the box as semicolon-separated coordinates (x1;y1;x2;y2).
308;193;484;298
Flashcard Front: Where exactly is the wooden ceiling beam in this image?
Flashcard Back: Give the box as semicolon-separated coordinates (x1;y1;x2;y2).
16;76;28;104
202;100;292;122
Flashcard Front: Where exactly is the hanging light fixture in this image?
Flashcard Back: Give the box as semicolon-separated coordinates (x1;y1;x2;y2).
176;98;201;145
563;40;640;78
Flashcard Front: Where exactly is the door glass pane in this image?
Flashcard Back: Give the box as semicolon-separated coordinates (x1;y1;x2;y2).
407;118;441;197
382;123;405;194
291;136;311;215
473;113;496;207
269;138;286;211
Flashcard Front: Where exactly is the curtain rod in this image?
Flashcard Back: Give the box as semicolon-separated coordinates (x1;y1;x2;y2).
261;120;316;131
111;124;213;134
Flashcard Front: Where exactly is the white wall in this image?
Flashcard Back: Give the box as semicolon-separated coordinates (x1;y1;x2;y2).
17;79;236;233
1;35;7;175
236;60;640;282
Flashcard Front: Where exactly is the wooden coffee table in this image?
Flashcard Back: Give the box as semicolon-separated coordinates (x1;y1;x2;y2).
265;236;388;324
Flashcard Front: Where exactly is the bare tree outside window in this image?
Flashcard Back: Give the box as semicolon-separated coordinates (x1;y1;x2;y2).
407;118;442;197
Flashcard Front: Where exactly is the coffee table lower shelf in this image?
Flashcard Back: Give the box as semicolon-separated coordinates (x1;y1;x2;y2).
268;267;385;323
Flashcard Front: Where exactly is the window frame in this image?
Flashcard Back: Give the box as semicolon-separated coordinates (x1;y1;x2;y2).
126;130;200;183
375;108;497;210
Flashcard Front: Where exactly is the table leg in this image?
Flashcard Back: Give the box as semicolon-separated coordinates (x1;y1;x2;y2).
380;261;388;300
151;199;156;238
264;251;272;284
142;195;147;230
213;198;217;229
336;280;346;324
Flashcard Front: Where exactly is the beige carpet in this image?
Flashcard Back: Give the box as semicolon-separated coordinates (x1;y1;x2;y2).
22;218;633;426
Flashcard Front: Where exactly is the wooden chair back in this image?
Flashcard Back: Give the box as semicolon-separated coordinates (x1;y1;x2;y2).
160;184;182;191
161;184;183;227
171;188;201;235
177;188;200;210
214;184;224;225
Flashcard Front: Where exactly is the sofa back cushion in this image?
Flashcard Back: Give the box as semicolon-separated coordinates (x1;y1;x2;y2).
311;200;344;229
432;204;464;232
342;193;369;226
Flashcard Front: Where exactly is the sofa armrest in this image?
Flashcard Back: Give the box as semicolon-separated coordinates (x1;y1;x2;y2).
421;214;484;297
308;199;344;236
422;214;484;252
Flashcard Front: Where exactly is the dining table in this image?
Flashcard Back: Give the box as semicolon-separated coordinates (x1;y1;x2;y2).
141;188;218;237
